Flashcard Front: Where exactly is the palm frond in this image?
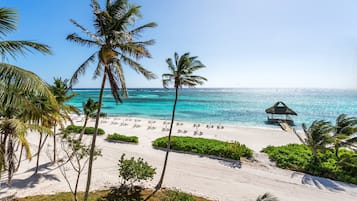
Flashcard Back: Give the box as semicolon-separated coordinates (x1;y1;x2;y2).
92;62;103;79
113;60;128;97
120;55;156;79
0;8;17;36
0;40;51;60
130;22;158;37
66;33;99;47
0;63;54;108
69;19;102;43
69;53;97;86
106;66;122;103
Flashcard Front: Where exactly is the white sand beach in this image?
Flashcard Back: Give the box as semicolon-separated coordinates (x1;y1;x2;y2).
1;116;357;201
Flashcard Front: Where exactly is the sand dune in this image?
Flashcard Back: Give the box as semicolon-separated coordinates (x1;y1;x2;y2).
1;116;356;201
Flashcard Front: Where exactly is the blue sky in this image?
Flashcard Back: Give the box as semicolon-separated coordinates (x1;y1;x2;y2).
3;0;357;89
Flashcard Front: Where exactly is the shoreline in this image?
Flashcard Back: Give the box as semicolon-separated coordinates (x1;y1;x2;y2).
1;115;356;201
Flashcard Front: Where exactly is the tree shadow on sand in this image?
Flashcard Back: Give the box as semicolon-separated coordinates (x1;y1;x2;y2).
217;158;241;169
25;162;54;173
3;172;60;189
291;172;357;192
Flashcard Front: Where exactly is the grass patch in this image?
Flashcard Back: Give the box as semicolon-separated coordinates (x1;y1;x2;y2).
153;136;253;160
15;189;213;201
107;133;139;143
65;125;105;135
262;144;357;185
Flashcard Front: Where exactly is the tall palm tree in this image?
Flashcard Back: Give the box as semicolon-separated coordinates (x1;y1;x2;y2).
67;1;156;199
156;52;207;189
294;120;333;160
331;114;357;158
79;98;98;142
50;78;79;162
0;7;52;182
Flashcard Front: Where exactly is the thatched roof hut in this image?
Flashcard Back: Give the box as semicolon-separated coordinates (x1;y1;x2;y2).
265;101;297;116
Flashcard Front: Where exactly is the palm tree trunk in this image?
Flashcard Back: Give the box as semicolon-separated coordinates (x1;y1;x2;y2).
79;117;89;142
335;144;339;158
155;87;178;189
35;132;43;175
53;124;57;163
83;72;107;201
16;145;24;171
7;134;14;183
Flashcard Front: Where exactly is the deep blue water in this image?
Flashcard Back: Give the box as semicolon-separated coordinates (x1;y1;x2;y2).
68;88;357;128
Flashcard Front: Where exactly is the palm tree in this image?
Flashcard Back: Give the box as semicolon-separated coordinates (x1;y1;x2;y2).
331;114;357;158
0;7;52;182
156;52;207;189
66;1;156;199
0;7;52;110
25;95;57;175
294;120;333;160
50;78;79;162
79;98;99;142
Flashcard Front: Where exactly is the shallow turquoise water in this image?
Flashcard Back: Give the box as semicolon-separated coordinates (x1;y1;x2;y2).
68;88;357;129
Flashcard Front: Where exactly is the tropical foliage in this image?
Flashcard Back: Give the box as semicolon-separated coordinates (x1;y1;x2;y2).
117;154;156;189
153;136;253;160
67;1;156;199
65;125;105;135
331;114;357;158
107;133;138;143
293;120;334;160
79;98;99;142
0;7;52;182
262;144;357;184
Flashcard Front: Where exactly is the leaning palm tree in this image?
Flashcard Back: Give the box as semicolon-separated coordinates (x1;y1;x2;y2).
294;120;333;160
66;1;156;199
78;98;99;142
50;78;79;162
331;114;357;158
156;52;207;189
0;7;52;110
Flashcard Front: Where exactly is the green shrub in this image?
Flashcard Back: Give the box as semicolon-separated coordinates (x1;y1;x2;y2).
118;154;156;188
262;144;357;185
65;125;105;135
159;189;195;201
152;136;253;160
107;133;138;144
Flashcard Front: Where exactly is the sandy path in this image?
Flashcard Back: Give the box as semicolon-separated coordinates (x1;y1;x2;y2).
1;116;356;201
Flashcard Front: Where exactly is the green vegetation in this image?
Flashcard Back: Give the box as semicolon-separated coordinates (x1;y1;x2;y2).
15;189;213;201
79;98;99;142
159;189;195;201
107;133;139;144
262;144;357;184
118;154;155;188
153;136;253;160
0;7;52;183
65;125;105;135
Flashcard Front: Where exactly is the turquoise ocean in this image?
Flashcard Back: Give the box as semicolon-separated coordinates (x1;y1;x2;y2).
68;88;357;129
